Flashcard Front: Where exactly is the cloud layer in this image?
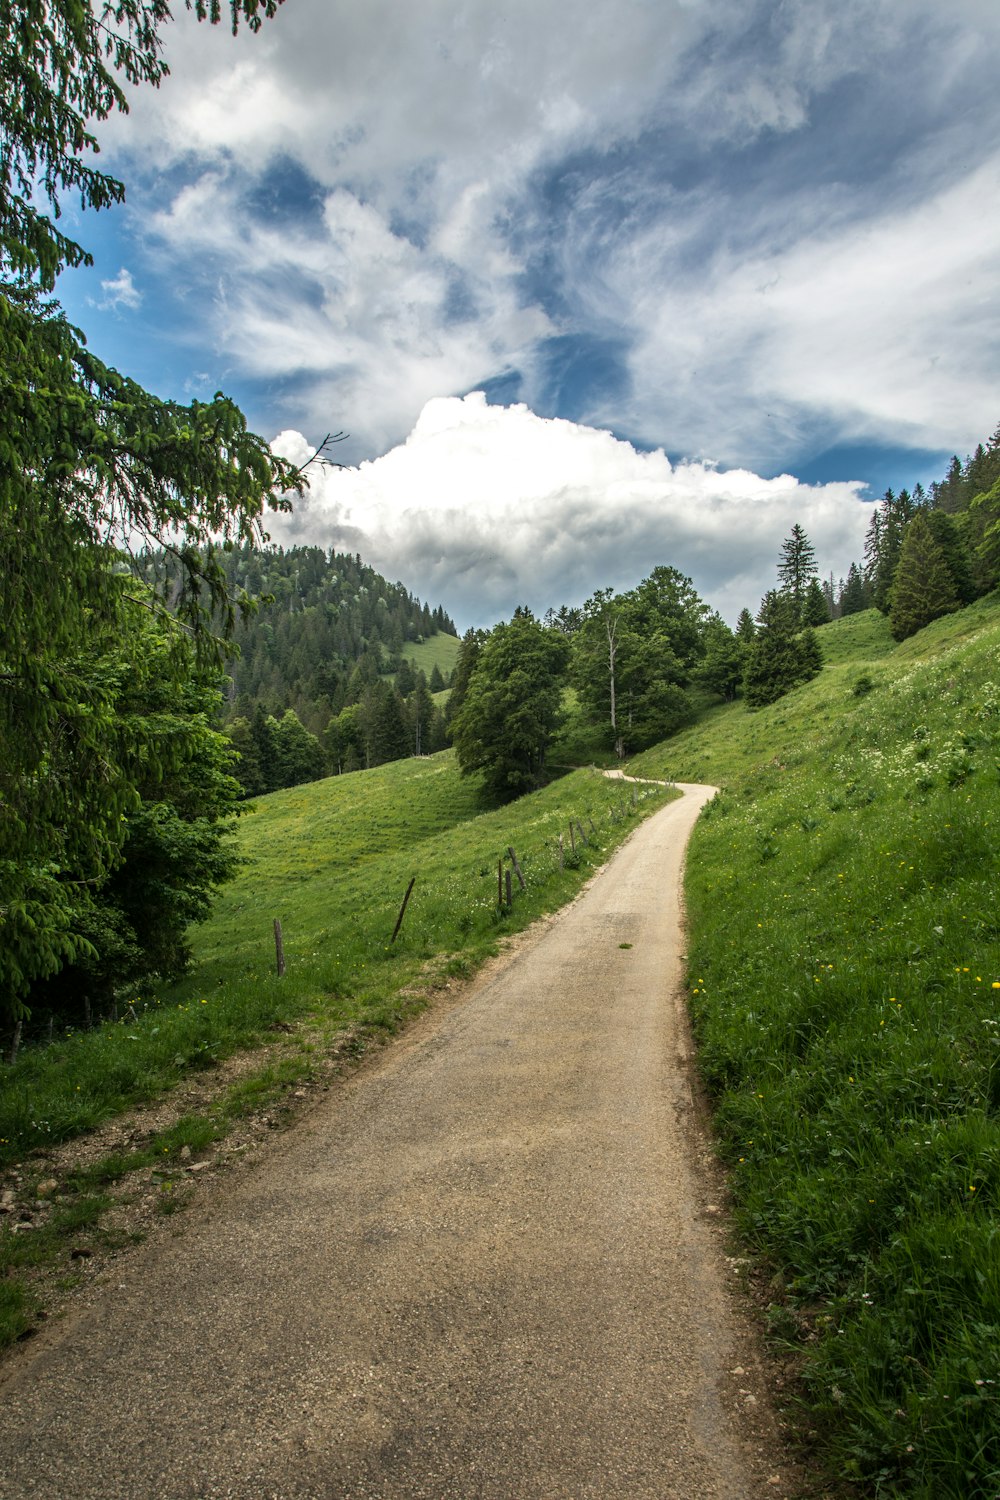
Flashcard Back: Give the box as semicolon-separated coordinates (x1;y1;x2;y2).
268;395;872;629
78;0;1000;478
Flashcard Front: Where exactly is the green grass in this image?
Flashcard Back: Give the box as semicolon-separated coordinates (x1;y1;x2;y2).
399;632;462;680
633;601;1000;1496
11;595;1000;1494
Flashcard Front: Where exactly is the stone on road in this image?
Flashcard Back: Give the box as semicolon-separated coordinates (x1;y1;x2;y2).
0;783;784;1499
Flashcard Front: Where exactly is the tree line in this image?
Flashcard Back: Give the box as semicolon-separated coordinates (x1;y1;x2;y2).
813;426;1000;638
445;542;828;800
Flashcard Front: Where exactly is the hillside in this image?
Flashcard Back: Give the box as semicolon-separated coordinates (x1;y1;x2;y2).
632;598;1000;1496
0;757;674;1347
137;544;459;737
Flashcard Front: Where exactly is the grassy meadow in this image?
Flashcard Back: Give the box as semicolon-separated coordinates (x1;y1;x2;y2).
5;589;1000;1498
400;631;462;681
633;597;1000;1497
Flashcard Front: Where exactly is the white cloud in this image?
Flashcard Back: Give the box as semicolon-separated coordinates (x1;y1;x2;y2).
95;267;142;312
82;0;1000;472
268;394;871;629
611;152;1000;468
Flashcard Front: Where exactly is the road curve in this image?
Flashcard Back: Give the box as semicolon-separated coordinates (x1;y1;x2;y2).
0;782;784;1500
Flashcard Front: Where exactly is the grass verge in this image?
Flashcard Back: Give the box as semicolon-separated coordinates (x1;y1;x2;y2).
633;599;1000;1497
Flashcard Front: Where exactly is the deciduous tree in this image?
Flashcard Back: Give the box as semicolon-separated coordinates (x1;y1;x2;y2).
452;612;570;800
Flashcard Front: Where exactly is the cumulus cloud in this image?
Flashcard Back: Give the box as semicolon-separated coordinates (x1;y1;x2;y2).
267;394;871;629
95;267;142;313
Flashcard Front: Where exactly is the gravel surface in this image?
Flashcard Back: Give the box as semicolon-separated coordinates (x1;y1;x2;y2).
0;783;795;1499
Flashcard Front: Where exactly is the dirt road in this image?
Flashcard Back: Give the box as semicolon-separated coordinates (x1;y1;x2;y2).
0;783;790;1499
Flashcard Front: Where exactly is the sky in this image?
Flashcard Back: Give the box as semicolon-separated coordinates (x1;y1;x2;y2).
58;0;1000;629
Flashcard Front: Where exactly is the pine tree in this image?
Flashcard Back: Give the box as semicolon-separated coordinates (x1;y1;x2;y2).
743;592;820;708
801;577;830;626
776;525;818;615
1;0;294;1027
734;609;757;643
839;563;869;616
925;509;975;605
888;512;960;641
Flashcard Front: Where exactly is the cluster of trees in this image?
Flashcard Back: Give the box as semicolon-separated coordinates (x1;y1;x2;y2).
812;428;1000;641
702;525;827;711
860;429;1000;639
1;0;294;1044
449;567;713;797
225;659;450;795
139;544;460;796
448;540;840;800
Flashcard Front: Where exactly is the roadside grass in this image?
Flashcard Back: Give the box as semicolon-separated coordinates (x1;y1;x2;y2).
638;600;1000;1497
0;753;673;1345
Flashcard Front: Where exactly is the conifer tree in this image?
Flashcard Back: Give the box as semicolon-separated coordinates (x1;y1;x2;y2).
776;525;818;614
802;576;830;626
743;591;820;708
839;563;869;616
735;608;757;643
888;512;959;641
1;0;293;1025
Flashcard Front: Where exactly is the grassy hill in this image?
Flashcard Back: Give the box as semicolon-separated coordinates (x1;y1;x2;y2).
401;631;462;682
631;598;1000;1497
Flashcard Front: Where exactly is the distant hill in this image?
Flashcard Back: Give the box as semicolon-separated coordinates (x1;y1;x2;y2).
136;544;460;793
212;545;457;729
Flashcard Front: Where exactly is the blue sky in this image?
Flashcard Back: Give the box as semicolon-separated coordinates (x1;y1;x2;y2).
56;0;1000;627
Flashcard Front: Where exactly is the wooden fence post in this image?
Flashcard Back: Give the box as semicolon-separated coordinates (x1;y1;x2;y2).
575;820;588;847
505;869;512;907
507;846;527;891
391;877;416;944
273;918;286;977
569;821;575;853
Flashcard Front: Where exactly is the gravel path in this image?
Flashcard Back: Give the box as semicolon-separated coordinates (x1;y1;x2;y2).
0;783;791;1499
